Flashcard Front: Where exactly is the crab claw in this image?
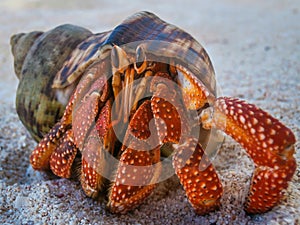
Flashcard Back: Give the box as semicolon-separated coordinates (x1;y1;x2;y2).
150;72;191;144
201;97;296;213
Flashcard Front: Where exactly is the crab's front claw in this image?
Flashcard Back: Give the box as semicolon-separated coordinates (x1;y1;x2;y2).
245;157;296;213
201;97;296;213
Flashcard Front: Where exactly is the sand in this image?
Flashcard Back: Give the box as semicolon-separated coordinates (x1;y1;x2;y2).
0;0;299;224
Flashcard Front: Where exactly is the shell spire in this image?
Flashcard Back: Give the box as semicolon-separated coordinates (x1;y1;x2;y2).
10;31;43;79
12;24;93;141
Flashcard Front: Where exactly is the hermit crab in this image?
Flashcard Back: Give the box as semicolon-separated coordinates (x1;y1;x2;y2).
11;11;296;215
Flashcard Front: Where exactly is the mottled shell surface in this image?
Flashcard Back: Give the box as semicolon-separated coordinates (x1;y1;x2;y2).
11;25;92;141
12;11;216;143
55;11;216;95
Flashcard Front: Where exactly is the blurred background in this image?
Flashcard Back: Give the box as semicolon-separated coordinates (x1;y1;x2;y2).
1;0;299;105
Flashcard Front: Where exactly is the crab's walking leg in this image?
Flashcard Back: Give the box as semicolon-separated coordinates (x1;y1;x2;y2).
74;91;113;198
150;71;223;215
80;129;107;198
30;98;74;170
173;138;223;215
108;100;161;214
108;144;161;214
202;97;296;213
49;129;78;178
150;73;223;215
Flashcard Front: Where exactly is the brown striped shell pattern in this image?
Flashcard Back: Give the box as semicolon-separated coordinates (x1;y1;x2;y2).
11;11;296;215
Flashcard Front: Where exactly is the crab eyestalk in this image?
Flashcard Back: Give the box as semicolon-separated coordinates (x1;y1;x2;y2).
201;97;296;213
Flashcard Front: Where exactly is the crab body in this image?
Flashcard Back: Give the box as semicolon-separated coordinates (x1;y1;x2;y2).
11;11;296;215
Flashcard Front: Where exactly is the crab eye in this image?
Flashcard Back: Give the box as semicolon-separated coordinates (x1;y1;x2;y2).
111;45;129;73
134;45;147;74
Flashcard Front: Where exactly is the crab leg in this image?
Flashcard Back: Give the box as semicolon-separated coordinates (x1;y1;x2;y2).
202;97;296;213
173;138;223;215
111;71;192;214
80;128;107;198
72;77;114;198
49;129;78;178
150;72;224;215
150;72;191;144
108;144;161;214
108;100;161;214
30;97;74;170
177;65;296;213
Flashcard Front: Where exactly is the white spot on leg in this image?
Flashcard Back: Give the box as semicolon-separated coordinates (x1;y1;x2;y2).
267;138;274;145
258;126;265;132
266;118;272;124
270;129;276;135
262;142;268;148
258;133;266;141
252;118;258;125
239;115;246;124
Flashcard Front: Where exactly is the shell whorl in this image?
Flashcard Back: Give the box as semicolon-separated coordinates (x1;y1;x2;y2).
10;31;43;79
13;24;92;141
110;11;216;95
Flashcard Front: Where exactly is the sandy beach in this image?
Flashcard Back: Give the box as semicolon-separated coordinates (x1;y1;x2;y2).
0;0;299;224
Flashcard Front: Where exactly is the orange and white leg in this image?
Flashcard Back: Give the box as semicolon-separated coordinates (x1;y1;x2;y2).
78;98;114;198
107;100;161;214
173;137;223;215
201;97;296;213
49;129;78;178
150;74;222;215
30;97;74;171
80;129;107;198
30;69;106;173
79;101;114;199
107;144;161;214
